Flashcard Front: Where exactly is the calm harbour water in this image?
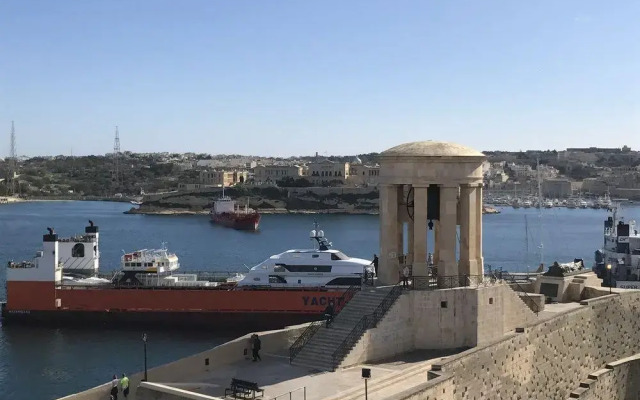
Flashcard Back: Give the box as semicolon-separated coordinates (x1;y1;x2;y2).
0;200;638;399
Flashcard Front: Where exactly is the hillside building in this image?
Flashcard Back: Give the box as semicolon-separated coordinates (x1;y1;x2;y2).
199;170;248;187
308;160;349;186
253;165;303;184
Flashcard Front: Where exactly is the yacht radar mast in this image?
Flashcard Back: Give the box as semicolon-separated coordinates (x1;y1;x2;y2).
310;221;332;251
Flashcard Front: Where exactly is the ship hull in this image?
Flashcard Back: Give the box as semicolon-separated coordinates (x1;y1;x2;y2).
1;305;321;332
210;212;261;231
2;284;347;331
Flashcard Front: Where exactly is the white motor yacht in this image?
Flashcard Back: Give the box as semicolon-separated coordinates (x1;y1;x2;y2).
236;223;374;288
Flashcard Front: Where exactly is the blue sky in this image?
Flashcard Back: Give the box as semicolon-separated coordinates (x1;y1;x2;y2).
0;0;638;157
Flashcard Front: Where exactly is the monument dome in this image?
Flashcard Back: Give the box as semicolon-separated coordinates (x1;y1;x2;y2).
380;141;484;158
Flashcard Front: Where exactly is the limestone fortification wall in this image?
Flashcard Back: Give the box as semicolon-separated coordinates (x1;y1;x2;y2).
566;354;640;399
395;291;640;400
57;324;307;400
341;284;537;368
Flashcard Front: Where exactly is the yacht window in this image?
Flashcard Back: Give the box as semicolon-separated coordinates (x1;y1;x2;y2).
136;263;142;267
312;255;319;258
269;275;287;284
274;265;286;273
284;265;332;273
331;252;348;260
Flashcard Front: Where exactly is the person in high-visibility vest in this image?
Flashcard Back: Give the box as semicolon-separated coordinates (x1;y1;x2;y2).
120;374;130;398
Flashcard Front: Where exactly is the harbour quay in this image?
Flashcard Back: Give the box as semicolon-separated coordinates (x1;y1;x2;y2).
60;142;640;400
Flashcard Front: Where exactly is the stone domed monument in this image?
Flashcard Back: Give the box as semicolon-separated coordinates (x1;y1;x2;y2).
377;140;486;285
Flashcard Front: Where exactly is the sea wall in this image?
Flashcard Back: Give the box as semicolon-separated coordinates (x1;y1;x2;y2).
139;186;379;213
57;323;307;400
382;291;640;400
341;284;537;368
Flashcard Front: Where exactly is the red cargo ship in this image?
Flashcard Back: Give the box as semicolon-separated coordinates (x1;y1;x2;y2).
210;192;260;231
1;223;371;331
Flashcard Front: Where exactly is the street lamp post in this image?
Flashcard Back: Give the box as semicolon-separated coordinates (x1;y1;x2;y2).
606;264;612;295
142;333;148;381
362;368;371;400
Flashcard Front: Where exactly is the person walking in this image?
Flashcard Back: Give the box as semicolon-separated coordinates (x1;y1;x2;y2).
120;373;130;398
110;374;119;400
252;334;262;362
371;254;379;277
324;300;335;328
402;265;410;289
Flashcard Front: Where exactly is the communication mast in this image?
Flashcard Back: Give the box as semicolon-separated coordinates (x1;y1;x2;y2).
8;121;17;195
112;126;122;194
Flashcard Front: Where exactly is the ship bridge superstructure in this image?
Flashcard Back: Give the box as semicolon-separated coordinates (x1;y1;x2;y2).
595;205;640;286
57;221;99;277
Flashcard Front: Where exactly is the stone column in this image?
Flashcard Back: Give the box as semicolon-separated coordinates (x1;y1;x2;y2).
458;184;478;277
475;184;484;274
407;217;414;265
379;184;401;285
433;221;440;264
397;218;404;264
438;185;459;280
412;186;429;276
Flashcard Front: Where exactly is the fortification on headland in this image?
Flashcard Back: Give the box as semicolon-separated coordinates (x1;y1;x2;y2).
61;141;640;400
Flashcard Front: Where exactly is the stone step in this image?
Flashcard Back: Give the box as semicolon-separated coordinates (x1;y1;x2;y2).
295;350;335;360
294;353;335;363
291;361;333;371
289;287;402;369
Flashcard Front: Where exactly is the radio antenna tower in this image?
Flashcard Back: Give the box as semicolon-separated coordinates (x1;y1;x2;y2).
8;121;17;195
112;126;121;193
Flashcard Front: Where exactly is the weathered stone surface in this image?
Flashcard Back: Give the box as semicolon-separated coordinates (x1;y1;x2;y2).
403;291;640;400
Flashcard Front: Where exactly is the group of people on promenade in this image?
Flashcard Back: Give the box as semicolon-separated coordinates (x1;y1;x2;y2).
110;373;129;400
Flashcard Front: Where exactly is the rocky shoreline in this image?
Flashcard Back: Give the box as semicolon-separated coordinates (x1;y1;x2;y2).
125;205;500;216
124;207;379;215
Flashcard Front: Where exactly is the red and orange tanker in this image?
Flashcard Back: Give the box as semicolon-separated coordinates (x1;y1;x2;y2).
2;223;369;331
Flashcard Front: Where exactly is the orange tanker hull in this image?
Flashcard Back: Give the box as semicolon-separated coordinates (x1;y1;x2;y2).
2;282;349;331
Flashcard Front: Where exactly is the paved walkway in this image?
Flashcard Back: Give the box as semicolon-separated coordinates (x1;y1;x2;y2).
160;350;456;400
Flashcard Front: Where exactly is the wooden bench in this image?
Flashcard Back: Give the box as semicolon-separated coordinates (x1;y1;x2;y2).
224;378;264;399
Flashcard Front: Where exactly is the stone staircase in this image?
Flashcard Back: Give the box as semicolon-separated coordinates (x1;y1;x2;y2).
291;286;400;371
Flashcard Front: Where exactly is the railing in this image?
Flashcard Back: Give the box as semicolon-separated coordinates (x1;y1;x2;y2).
335;284;360;314
410;272;540;315
289;321;322;363
289;285;361;363
268;386;306;400
330;284;403;369
411;274;495;290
